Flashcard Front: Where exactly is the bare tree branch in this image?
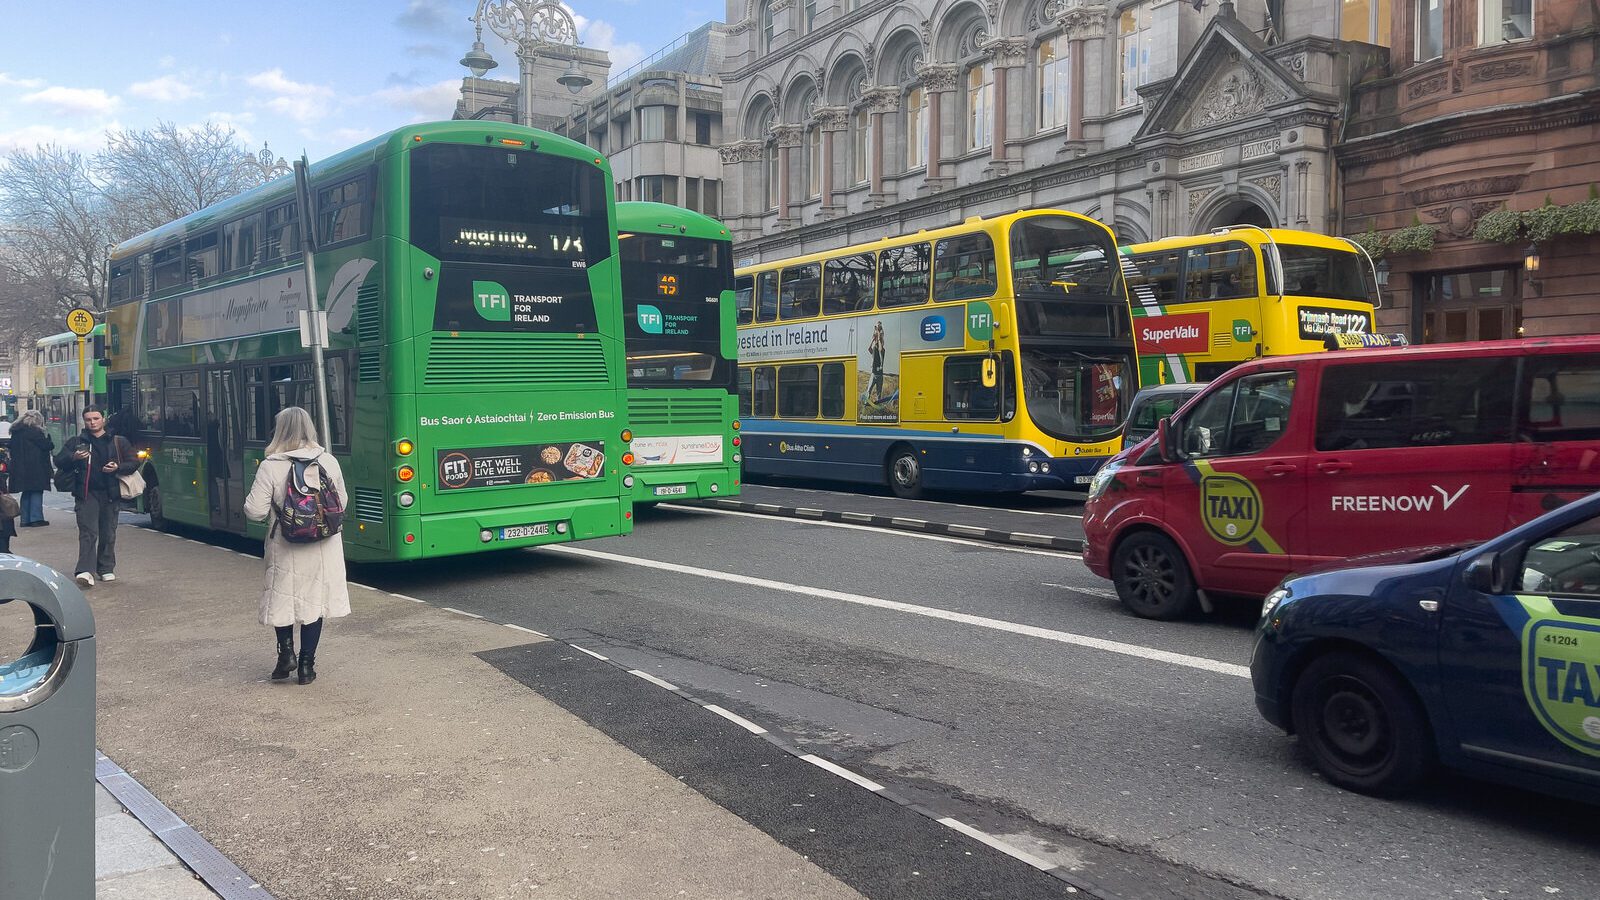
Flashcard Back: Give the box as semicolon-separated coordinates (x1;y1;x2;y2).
97;121;270;233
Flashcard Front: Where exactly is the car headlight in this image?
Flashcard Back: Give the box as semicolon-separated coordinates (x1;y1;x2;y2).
1086;460;1123;501
1260;586;1290;623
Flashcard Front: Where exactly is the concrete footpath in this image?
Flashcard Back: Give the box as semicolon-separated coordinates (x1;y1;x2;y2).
15;511;863;900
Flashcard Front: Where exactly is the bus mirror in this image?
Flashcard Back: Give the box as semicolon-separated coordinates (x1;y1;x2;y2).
981;357;997;388
91;334;107;358
995;302;1012;338
719;289;738;359
1157;417;1175;462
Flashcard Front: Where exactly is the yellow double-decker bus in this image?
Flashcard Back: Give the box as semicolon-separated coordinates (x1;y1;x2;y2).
734;208;1134;498
1121;228;1380;385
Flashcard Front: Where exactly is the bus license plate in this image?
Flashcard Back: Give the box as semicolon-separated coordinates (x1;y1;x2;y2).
500;524;552;540
1074;475;1093;485
653;485;689;497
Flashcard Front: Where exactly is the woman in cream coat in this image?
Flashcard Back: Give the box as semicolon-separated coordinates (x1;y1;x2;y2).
244;406;350;684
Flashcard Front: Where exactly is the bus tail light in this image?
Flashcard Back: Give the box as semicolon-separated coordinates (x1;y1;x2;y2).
405;533;416;544
732;436;741;447
732;420;741;430
620;429;633;443
622;475;634;488
136;449;150;460
622;452;635;465
397;465;416;483
396;439;415;456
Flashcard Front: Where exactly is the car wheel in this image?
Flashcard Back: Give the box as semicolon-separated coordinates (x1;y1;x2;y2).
887;446;924;500
1290;652;1432;796
1111;531;1197;620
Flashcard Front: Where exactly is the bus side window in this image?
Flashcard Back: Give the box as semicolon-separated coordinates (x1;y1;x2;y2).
779;263;821;319
756;271;779;322
737;368;753;418
878;243;931;308
933;233;997;302
820;363;845;418
944;356;1001;421
778;364;820;418
823;254;875;315
752;366;777;417
1184;241;1256;301
1126;250;1182;306
735;275;754;326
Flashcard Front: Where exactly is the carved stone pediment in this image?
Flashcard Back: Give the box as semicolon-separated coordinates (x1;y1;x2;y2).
1132;19;1308;142
1180;65;1292;131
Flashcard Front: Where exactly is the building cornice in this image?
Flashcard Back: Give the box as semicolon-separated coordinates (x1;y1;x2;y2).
1336;89;1600;166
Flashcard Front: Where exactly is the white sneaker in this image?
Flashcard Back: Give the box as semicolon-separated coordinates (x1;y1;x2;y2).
98;573;116;583
75;572;94;588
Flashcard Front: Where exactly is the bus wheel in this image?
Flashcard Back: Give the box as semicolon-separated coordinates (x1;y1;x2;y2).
1290;652;1432;796
887;446;924;500
145;486;168;531
1111;531;1196;620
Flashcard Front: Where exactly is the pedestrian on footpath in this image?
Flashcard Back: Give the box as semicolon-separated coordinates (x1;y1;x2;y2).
243;406;350;685
54;407;139;588
10;410;54;527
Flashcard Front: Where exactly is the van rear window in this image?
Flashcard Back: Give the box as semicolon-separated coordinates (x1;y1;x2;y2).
1520;354;1600;442
1315;359;1514;451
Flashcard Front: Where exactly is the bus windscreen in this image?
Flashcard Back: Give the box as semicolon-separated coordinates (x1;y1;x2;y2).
620;233;733;387
1274;245;1370;302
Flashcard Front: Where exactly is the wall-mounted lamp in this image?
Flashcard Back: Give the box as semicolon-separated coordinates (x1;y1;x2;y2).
1523;243;1542;296
1374;258;1390;288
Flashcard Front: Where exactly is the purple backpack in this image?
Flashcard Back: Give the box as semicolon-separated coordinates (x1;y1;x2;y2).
276;456;344;543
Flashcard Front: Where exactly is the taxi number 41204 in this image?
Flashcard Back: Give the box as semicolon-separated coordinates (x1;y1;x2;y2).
1543;633;1581;647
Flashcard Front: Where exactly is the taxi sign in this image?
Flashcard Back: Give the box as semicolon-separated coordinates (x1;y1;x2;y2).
1324;332;1407;351
66;307;95;336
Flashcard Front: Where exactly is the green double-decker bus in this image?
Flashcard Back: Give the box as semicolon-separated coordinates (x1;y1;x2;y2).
616;202;740;503
33;325;108;447
102;122;634;561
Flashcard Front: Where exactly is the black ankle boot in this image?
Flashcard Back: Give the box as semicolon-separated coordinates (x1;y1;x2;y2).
271;638;296;680
297;651;316;685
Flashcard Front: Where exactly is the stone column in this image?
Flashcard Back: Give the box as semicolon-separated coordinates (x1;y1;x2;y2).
861;86;899;208
771;123;804;225
984;37;1030;176
915;62;960;194
718;140;768;240
1055;2;1109;157
813;106;851;218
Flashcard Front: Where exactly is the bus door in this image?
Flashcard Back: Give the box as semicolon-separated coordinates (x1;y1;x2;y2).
204;367;245;531
1166;369;1308;597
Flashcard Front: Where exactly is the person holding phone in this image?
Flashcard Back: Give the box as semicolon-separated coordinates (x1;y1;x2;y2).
54;406;139;588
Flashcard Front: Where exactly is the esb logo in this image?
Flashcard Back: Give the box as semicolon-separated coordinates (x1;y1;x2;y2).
1135;312;1210;355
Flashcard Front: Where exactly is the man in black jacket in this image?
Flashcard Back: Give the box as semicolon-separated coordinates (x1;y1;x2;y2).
54;406;138;587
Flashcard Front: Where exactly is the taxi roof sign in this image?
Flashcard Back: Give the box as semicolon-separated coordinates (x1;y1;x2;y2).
66;307;95;337
1324;332;1408;351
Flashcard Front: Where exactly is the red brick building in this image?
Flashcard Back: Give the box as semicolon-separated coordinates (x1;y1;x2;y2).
1338;0;1600;341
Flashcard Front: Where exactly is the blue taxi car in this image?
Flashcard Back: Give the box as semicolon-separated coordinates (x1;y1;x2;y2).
1252;490;1600;800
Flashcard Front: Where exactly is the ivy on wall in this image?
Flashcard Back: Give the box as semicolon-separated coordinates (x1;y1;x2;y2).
1471;186;1600;244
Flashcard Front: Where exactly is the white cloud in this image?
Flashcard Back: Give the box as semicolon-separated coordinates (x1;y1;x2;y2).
0;122;119;154
19;85;119;116
0;73;46;89
369;80;462;120
578;19;646;73
246;68;335;124
129;75;201;103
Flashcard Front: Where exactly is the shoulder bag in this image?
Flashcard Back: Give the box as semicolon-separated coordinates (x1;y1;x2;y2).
114;436;146;501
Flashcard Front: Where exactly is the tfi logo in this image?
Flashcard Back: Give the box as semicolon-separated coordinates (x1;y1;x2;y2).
472;281;512;322
637;304;664;334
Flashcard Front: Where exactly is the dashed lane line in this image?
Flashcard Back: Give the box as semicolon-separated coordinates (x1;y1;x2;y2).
660;505;1082;559
801;754;884;792
570;644;609;661
546;544;1249;679
628;669;680;691
704;704;767;734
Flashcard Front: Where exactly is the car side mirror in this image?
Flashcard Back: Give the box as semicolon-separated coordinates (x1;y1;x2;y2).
1156;416;1175;463
1465;551;1507;595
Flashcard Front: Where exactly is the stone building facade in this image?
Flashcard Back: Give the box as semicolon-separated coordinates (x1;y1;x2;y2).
715;0;1376;265
1338;0;1600;341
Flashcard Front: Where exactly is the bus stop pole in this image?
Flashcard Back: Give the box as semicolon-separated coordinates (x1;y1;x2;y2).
292;156;334;450
76;336;89;413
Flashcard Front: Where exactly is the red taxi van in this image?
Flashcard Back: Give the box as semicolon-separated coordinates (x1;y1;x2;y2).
1083;336;1600;619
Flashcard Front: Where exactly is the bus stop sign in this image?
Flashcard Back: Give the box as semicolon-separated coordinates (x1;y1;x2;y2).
65;308;94;337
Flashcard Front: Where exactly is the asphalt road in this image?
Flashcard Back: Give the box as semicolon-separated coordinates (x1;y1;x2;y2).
336;504;1600;900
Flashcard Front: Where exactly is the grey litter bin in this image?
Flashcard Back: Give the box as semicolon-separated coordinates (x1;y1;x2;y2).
0;556;95;900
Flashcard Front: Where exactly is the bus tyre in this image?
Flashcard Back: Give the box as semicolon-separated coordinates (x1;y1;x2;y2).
1111;531;1197;620
1290;652;1432;797
887;446;924;500
145;486;168;531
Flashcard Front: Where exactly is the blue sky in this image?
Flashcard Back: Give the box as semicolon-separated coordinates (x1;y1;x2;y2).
0;0;721;161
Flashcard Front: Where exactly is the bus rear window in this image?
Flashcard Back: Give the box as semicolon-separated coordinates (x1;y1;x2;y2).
410;143;611;268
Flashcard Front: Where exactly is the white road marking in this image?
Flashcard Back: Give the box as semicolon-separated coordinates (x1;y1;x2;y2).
350;582;379;592
660;505;1081;559
571;644;609;661
390;592;426;603
547;545;1248;679
628;669;679;691
754;486;1083;520
503;623;547;636
1043;582;1118;600
440;606;484;620
704;704;767;734
937;817;1059;872
800;754;884;792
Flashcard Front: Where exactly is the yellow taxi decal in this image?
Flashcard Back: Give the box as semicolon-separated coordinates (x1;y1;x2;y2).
1516;594;1600;757
1187;460;1286;555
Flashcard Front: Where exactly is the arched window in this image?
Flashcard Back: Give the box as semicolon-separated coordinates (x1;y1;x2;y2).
759;110;778;211
905;86;926;171
966;63;992;151
762;3;775;53
807;124;822;198
1037;35;1069;132
853;107;871;184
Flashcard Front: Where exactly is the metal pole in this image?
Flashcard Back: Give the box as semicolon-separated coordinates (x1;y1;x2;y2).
76;337;89;412
520;54;534;127
292;157;334;450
